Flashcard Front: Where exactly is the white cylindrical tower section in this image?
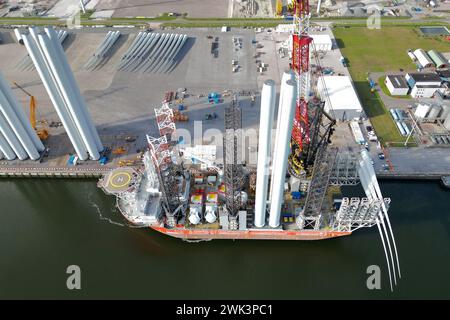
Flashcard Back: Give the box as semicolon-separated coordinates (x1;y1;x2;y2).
21;31;89;161
38;33;100;160
45;27;103;153
0;131;16;160
0;89;40;160
0;110;27;160
254;79;276;228
268;79;297;228
0;72;45;152
270;70;295;199
14;28;23;44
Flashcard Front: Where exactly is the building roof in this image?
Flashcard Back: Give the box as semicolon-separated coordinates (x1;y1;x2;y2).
310;34;332;46
438;69;450;79
415;84;442;88
317;76;362;112
407;72;442;83
427;50;449;68
413;49;434;68
386;75;409;88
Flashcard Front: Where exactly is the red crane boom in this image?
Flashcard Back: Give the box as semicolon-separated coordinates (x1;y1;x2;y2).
290;0;312;173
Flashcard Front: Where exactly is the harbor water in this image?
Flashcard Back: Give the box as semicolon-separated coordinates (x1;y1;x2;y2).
0;179;449;299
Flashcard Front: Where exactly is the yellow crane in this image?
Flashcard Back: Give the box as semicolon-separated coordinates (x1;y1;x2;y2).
276;0;283;16
13;82;49;141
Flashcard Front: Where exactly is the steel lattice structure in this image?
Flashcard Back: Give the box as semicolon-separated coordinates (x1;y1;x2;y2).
289;0;312;176
223;95;243;220
297;146;338;229
154;103;176;138
147;104;183;227
289;1;336;178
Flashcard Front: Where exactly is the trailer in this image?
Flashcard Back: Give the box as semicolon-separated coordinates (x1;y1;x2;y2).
349;121;365;145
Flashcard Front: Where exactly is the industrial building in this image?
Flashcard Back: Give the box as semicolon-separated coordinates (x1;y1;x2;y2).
414;103;450;122
406;72;443;98
385;75;409;96
310;34;333;52
413;49;435;68
427;50;449;69
437;69;450;82
318;76;363;120
281;34;333;55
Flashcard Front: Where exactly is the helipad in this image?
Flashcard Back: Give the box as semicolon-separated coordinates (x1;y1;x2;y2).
101;167;140;194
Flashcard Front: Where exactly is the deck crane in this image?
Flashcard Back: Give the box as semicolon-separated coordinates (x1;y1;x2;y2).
287;1;401;291
288;0;335;177
13;82;49;141
288;0;314;176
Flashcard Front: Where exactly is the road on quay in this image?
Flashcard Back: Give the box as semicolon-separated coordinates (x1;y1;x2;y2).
0;16;448;27
373;145;450;177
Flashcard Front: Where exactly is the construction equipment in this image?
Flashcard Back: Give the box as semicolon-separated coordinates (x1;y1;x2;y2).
173;110;188;122
112;146;127;155
205;113;218;120
13;81;49;141
276;0;283;16
118;159;136;167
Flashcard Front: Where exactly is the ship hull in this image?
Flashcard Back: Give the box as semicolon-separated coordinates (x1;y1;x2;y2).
151;226;352;240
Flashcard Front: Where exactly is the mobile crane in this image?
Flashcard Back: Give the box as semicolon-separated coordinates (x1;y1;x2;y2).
13;82;49;141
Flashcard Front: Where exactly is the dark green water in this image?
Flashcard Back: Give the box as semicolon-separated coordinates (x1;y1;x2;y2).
0;179;449;299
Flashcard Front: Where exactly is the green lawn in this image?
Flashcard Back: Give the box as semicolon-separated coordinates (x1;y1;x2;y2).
333;25;449;145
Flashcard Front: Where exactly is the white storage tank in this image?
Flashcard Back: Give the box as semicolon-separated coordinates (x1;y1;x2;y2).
413;49;434;68
14;28;23;44
440;105;450;120
401;122;410;135
395;121;406;136
188;206;201;225
205;205;217;223
407;51;416;61
389;109;399;120
444;113;450;131
414;103;431;119
427;105;442;119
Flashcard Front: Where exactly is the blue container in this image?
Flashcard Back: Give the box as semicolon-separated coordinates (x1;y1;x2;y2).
67;155;75;165
99;156;108;165
178;104;184;111
291;191;302;200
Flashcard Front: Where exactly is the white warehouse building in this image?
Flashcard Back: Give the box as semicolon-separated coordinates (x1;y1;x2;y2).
413;49;434;68
310;34;333;52
282;34;334;53
318;76;363;121
406;73;443;98
385;75;409;96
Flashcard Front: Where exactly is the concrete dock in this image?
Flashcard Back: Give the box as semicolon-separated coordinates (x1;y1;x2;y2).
0;26;448;182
